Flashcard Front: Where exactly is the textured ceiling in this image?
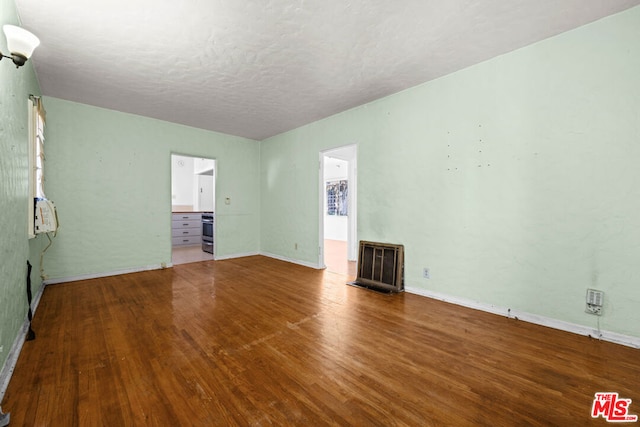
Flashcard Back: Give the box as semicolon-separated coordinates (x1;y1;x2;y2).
15;0;640;140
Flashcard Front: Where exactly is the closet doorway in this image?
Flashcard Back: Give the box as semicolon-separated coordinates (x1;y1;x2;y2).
320;145;357;277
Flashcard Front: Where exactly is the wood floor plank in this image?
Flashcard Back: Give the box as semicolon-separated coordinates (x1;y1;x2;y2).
2;255;639;426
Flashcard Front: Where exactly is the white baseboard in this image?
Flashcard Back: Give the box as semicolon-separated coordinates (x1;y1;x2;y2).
43;263;171;285
260;252;323;270
405;286;640;349
214;251;260;261
0;282;46;402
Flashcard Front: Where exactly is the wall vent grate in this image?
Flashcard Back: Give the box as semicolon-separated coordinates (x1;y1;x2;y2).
348;241;404;293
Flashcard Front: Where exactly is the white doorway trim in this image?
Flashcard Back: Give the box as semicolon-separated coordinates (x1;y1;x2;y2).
170;153;217;263
319;144;357;269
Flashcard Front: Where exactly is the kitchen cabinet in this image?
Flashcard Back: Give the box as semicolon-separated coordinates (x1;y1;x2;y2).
172;213;201;246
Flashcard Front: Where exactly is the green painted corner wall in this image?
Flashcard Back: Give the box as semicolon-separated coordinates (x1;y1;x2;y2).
3;4;639;381
42;97;260;280
260;6;640;338
0;0;43;371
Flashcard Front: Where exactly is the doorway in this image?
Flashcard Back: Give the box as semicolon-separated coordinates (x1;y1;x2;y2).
320;145;357;277
171;154;216;265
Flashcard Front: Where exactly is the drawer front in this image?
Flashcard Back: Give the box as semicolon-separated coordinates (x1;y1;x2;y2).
172;213;202;221
172;219;201;229
172;228;201;237
172;236;202;246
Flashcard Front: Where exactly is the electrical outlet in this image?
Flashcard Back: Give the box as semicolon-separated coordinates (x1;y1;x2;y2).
585;304;602;316
294;243;298;250
0;345;3;353
423;268;430;279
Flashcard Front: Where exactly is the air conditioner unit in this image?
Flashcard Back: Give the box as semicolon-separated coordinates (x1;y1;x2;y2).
349;241;404;293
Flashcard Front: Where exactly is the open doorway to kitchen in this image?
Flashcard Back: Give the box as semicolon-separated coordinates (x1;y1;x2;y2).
320;145;357;277
171;154;216;265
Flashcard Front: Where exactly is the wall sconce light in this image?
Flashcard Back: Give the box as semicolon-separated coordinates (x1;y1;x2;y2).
1;25;40;68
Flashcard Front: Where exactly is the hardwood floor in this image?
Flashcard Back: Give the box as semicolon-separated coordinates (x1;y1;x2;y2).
3;256;639;426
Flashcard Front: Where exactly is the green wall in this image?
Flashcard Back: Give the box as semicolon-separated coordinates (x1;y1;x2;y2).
3;3;639;371
261;7;640;339
42;98;260;280
0;0;43;371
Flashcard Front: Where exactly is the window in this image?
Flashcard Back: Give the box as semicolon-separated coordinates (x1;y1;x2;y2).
326;180;348;216
28;95;46;238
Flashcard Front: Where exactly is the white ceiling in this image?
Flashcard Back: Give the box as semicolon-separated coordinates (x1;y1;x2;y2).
15;0;640;141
